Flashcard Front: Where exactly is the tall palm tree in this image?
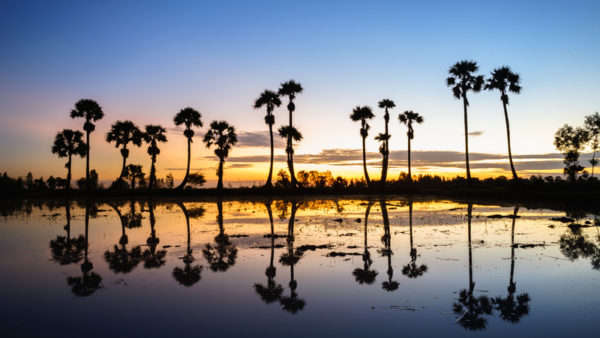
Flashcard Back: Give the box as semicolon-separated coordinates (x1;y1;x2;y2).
353;201;377;285
398;111;424;181
402;201;428;278
350;106;375;187
69;99;104;190
173;107;203;189
142;125;167;190
254;90;282;188
104;202;143;273
447;61;484;184
203;121;238;191
51;129;87;190
143;201;167;269
106;120;143;182
278;80;304;187
173;202;203;286
380;201;398;291
254;201;284;303
376;99;395;186
485;66;522;180
203;199;238;272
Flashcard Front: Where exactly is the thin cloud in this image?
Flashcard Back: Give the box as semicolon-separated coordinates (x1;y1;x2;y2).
237;131;286;148
468;130;484;137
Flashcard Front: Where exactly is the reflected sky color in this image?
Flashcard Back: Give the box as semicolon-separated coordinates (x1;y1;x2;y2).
1;1;599;184
0;197;599;336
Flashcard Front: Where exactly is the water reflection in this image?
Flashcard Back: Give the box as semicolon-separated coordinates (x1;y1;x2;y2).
172;202;204;287
49;201;85;265
143;201;167;269
353;202;377;285
380;201;398;291
402;201;428;279
279;200;306;314
103;201;143;274
254;201;284;304
203;199;238;272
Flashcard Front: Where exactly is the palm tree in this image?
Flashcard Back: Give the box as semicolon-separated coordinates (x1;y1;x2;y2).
278;80;304;187
49;201;86;265
142;125;167;190
173;107;203;189
584;112;600;177
376;99;395;186
69;99;104;190
350;106;375;186
485;66;522;180
380;201;398;291
203;121;238;191
51;129;87;190
104;202;143;273
106;120;143;182
402;201;428;278
398;111;424;181
173;202;203;286
254;90;282;188
447;61;484;183
143;201;167;269
254;201;284;303
353;202;377;285
203;199;238;272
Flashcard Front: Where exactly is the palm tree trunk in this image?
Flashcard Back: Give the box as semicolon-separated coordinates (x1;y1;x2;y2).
467;203;474;293
381;113;389;186
85;130;90;190
65;201;71;239
119;152;127;181
149;155;156;190
67;154;72;191
362;136;371;186
266;202;274;267
364;202;372;250
266;123;274;188
591;148;596;177
502;100;518;180
177;138;192;189
217;158;224;191
462;96;472;183
408;132;412;181
510;206;518;289
409;201;414;256
288;103;299;188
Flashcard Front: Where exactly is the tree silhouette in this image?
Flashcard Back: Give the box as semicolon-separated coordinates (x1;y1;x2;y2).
485;66;522;180
203;199;238;271
106;120;143;183
398;111;424;182
67;201;103;297
173;202;204;286
380;201;399;291
453;203;493;330
278;80;304;187
350;106;375;187
376;99;395;187
49;201;86;265
353;202;377;285
554;124;590;183
123;164;145;190
203;121;238;191
446;61;484;184
142;201;167;269
69;99;104;190
142;125;167;190
51;129;86;190
253;201;284;304
173;107;203;189
279;201;306;313
104;202;142;273
584;112;600;177
492;207;531;323
254;90;282;188
402;201;428;279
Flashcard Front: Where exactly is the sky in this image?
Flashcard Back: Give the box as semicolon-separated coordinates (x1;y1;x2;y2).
1;0;599;186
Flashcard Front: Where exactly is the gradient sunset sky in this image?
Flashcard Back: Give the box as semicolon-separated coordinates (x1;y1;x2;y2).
1;0;599;186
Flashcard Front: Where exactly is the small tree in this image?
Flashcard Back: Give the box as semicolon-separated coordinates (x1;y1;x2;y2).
554;124;589;183
187;172;206;188
584;112;600;177
124;164;145;190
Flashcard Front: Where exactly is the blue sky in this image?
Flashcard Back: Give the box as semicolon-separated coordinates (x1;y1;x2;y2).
1;0;599;183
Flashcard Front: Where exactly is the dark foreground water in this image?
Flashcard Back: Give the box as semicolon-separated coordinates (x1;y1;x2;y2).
0;197;598;337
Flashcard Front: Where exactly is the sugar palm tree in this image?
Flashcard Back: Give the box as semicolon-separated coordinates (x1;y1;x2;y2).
106;120;143;182
173;107;203;189
203;121;238;191
350;106;375;187
278;80;304;187
142;125;167;190
173;202;203;286
203;199;238;272
380;201;398;291
398;111;424;181
402;201;428;278
485;66;522;180
353;201;377;285
254;90;282;188
143;201;167;269
376;99;395;186
254;201;284;304
447;61;484;183
69;99;104;190
51;129;87;190
104;202;142;274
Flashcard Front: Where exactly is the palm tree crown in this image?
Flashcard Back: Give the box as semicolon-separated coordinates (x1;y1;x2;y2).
350;106;375;137
447;61;485;104
485;66;521;104
278;80;303;101
174;107;203;138
106;120;143;182
254;90;281;121
143;125;167;189
52;129;87;159
399;111;424;139
70;99;104;133
203;121;238;159
378;99;396;110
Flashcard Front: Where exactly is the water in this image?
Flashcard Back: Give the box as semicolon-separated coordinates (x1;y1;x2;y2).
0;197;598;337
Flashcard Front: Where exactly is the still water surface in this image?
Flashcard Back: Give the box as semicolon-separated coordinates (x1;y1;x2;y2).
0;197;598;337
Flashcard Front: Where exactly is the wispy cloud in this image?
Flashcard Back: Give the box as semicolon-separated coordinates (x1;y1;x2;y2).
468;130;484;137
237;131;286;148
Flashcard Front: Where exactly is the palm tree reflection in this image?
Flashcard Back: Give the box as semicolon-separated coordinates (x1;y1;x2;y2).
353;202;377;285
402;201;428;279
453;203;492;330
254;201;284;304
50;200;86;265
103;201;143;274
67;201;103;297
492;206;531;323
173;202;204;286
279;201;305;313
143;201;167;269
203;199;238;272
380;201;398;291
